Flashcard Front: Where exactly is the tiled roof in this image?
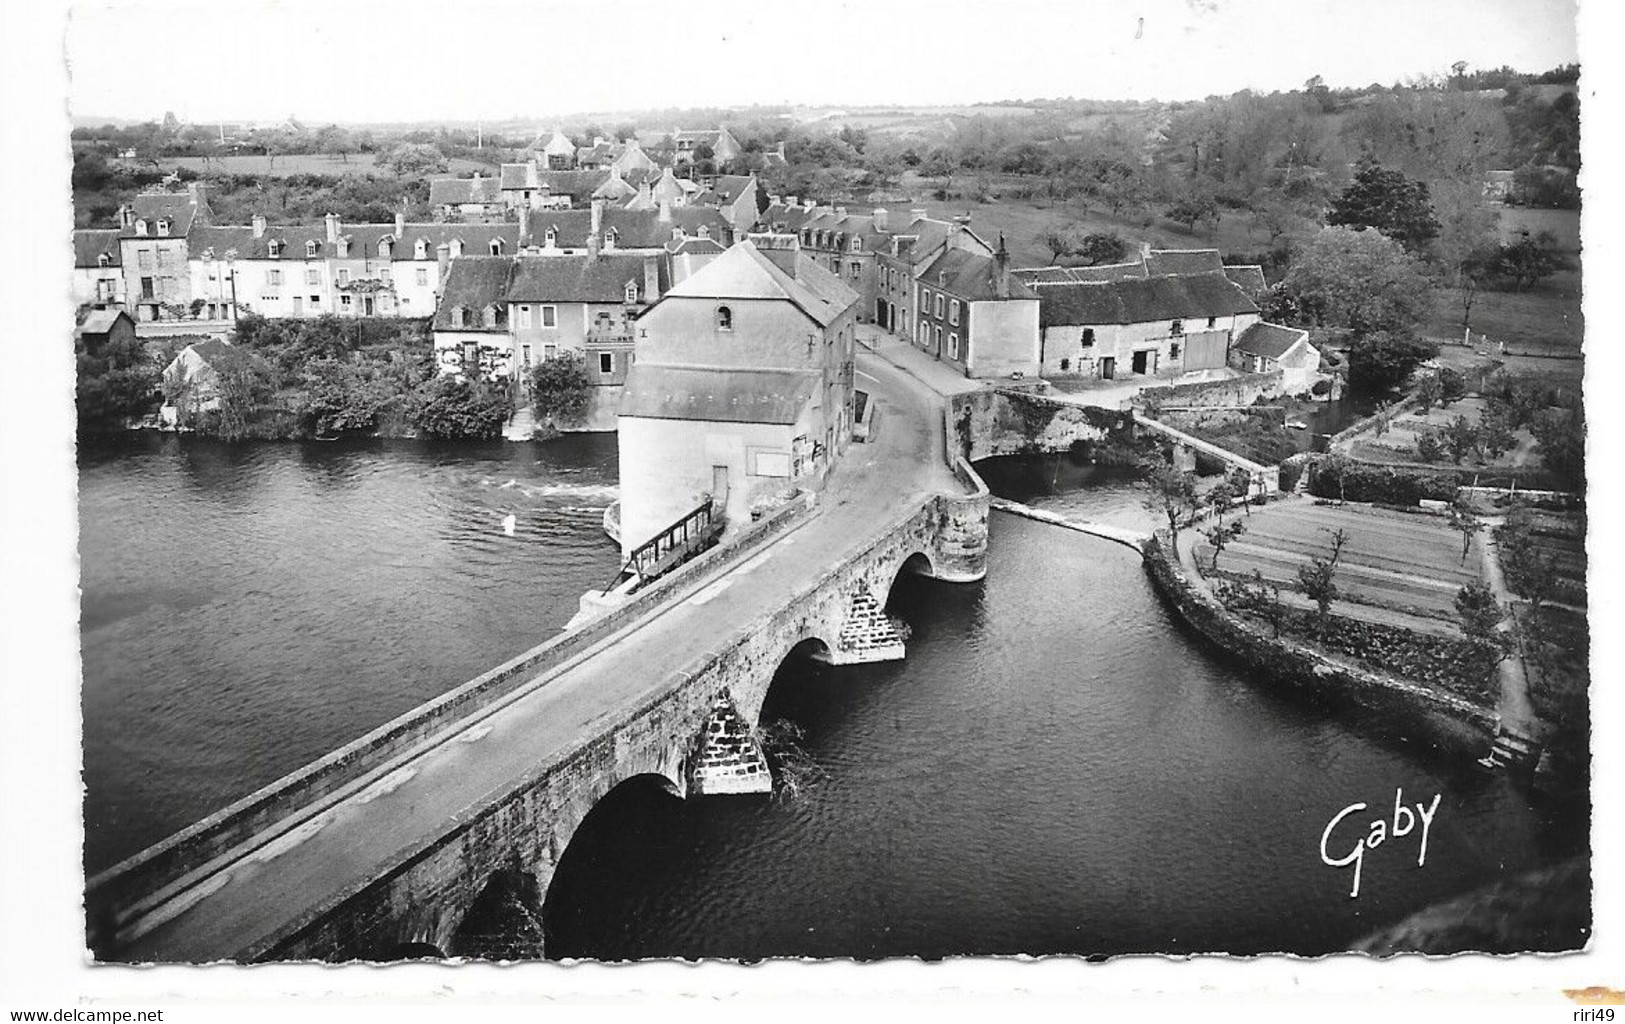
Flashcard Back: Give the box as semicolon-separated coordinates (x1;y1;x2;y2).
73;229;121;268
122;193;203;238
432;257;514;331
663;240;857;327
505;253;667;303
1038;272;1259;328
77;308;129;335
919;247;1038;303
499;162;539;190
1232;322;1309;360
429;176;502;206
711;175;755;201
619;365;821;425
188;338;234;363
1143;248;1224;276
1222;264;1268;298
669;237;726;255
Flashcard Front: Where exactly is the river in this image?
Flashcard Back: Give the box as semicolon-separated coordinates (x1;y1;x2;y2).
77;439;1585;955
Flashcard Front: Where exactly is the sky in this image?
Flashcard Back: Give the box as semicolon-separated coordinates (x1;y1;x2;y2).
65;0;1580;125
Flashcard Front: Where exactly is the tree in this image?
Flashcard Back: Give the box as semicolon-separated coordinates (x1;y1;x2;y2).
1443;414;1481;465
381;143;448;177
299;358;394;436
1036;227;1083;263
1454;580;1504;640
530;352;592;426
201;347;280;441
1415;373;1442;412
1415;428;1445;463
1346;330;1438;394
1498;232;1563;291
1447;497;1482;564
1437;367;1468;407
1297;528;1348;633
1204;519;1247;571
1165;192;1219;235
1141;459;1198;545
1276;226;1433;338
1250;568;1289;638
1327;163;1440;254
1075;231;1129;266
1529;405;1584;486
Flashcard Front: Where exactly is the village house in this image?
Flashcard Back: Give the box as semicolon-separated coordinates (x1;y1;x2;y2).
72;229;124;308
497;251;666;385
429;173;505;222
1035;272;1261;381
431;257;515;381
912;236;1041;378
160;336;234;422
872;210;964;341
75;308;136;355
116;183;213;322
797;206;897;324
616;237;858;558
1228;322;1321;392
526;129;576;170
670;127;743;169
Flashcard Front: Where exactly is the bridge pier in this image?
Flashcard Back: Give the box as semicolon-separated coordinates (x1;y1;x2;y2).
818;586;906;665
688;698;773;795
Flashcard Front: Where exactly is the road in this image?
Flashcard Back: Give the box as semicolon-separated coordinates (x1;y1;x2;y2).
111;351;965;962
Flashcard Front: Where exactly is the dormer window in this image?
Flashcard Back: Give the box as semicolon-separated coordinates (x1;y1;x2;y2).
336;238;350;258
96;253;111;268
268;239;282;258
449;239;464;258
603;229;617;250
305;240;318;258
850;237;862;252
156;219;170;236
697;225;709;239
544;228;556;247
624;281;638;303
489;239;502;256
379;239;392;258
485;304;504;327
414;239;428;259
716;305;732;331
451;305;467;328
134;220;148;236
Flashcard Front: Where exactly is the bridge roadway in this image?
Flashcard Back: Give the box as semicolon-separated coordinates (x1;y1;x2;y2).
107;350;964;962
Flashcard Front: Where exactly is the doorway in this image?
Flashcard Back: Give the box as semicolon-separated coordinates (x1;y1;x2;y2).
1100;356;1115;380
1132;350;1154;375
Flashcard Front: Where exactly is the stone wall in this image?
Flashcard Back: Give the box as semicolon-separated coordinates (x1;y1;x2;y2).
1157;405;1286;434
1135;370;1283;409
1141;532;1496;749
948;389;1137;462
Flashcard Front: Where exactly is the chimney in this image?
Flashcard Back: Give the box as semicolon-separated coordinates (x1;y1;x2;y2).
436;242;450;281
251;213;267;238
994;233;1011;298
872;208;888;231
770;194;782;206
658;198;673;224
518;204;531;245
835;206;847;219
394;209;406;238
953;212;973;226
643;255;660;303
117;204;133;229
787;195;798;207
910;208;928;222
1140;240;1153;260
324;212;340;243
588;200;604;258
186;181;208;208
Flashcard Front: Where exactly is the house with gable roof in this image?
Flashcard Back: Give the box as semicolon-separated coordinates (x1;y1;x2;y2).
671;127;743;170
1229;322;1320;392
616;237;858;557
429;173;505;222
72;229;125;308
116;183;213;322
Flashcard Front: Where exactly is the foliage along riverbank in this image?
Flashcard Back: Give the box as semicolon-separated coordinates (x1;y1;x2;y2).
76;314;595;443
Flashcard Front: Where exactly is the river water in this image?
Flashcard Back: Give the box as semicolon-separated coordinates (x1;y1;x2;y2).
77;439;1585;955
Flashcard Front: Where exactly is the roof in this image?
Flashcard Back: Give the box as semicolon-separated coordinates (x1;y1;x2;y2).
499;162;539;190
188;338;234;363
1143;249;1224;276
619;365;820;424
918;247;1038;302
711;175;755;201
1038;272;1259;328
506;253;667;303
527;206;731;250
432;257;515;330
121;192;204;238
73;229;121;268
1222;264;1268;298
1232;322;1310;360
77;308;130;335
662;240;857;327
669;236;726;255
429;176;502;206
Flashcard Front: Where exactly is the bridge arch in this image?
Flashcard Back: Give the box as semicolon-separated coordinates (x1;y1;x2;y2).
539;771;689;958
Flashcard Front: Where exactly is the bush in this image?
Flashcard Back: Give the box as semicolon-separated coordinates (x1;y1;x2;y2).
1277;459;1304;492
530;353;592;426
410;375;514;439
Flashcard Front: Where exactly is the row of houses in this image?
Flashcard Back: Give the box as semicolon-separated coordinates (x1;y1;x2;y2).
70;185;737;324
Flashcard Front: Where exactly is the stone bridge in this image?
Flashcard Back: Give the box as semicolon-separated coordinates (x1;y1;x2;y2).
1132;412;1280;495
86;356;988;963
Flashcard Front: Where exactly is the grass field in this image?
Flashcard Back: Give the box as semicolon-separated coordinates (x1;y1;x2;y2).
1496;207;1581;252
1425;267;1582;355
1196;502;1485;628
142;154;499;178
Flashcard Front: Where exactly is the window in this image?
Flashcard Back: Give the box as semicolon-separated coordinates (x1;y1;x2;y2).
948;332;959;360
451;306;466;327
850;237;862;252
266;268;282;286
97;252;111;268
414;239;428;259
137;249;153;271
336;268;350;285
949;299;960;325
716;305;732;330
1059;358;1070;372
541;305;557;328
1170;319;1184;336
1081;328;1095;348
934;326;943;353
1206;316;1217;329
489;240;502;255
310;294;321;304
268;240;282;258
305;240;318;258
519;305;532;329
522;344;532;367
379;240;392;258
545;228;556;247
415;267;428;287
157;249;174;269
139;277;154;300
1169;342;1181;360
599;352;614;374
380;267;391;285
544;344;557;359
625;281;638;303
340;294;353;309
306;268;321;286
919;285;928;311
849;261;861;280
934;294;944;318
156;219;169;235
